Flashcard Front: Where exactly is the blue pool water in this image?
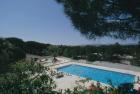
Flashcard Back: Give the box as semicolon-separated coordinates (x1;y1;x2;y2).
57;64;135;86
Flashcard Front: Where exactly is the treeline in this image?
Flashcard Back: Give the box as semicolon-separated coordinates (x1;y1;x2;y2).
0;38;26;73
0;37;140;73
4;37;140;59
47;43;140;65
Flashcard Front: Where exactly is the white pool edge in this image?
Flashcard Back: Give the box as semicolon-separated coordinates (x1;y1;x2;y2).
54;62;140;81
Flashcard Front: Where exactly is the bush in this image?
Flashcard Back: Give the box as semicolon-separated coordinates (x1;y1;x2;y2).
131;58;140;66
0;61;57;94
87;54;100;61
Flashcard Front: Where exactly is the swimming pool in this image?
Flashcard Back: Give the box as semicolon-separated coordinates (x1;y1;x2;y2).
57;64;135;86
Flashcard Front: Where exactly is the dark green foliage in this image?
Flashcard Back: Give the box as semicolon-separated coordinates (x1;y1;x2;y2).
56;0;140;39
118;83;136;94
0;61;57;94
87;54;100;61
0;38;26;73
6;38;25;50
62;83;139;94
131;57;140;66
25;41;48;56
64;87;105;94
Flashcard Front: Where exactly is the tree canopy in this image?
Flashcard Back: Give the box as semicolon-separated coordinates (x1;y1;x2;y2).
56;0;140;39
0;38;26;73
0;61;57;94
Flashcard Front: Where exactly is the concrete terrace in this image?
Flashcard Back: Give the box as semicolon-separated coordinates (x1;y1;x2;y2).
51;57;140;91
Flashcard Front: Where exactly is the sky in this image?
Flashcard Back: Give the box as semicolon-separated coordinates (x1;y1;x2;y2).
0;0;138;45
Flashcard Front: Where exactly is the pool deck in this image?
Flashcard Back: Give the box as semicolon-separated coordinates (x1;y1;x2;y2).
52;61;140;91
54;75;81;91
39;57;140;91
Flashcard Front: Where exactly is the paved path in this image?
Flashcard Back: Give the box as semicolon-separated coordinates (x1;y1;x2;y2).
91;61;140;72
